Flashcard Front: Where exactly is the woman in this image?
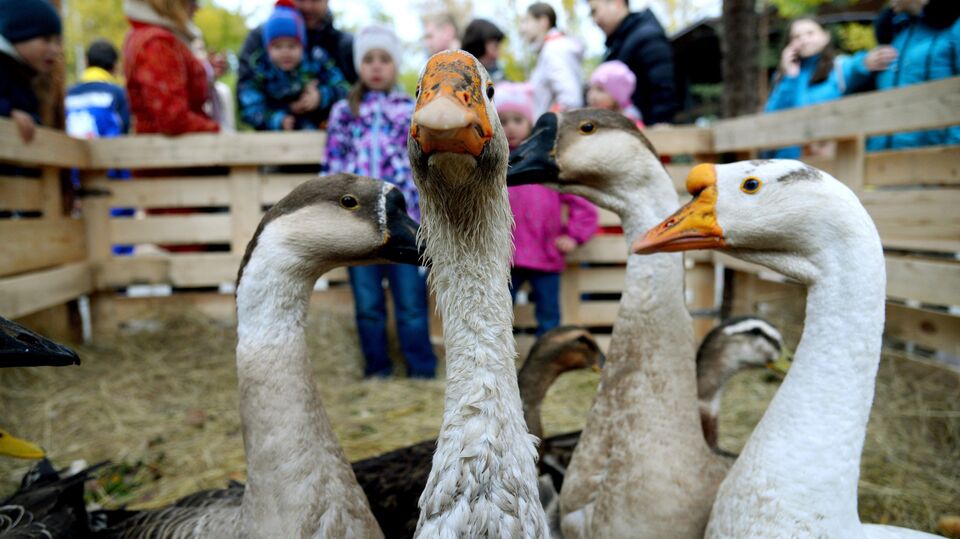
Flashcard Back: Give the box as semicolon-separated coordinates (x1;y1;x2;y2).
123;0;218;135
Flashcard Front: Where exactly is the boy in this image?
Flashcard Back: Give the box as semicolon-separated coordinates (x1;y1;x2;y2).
66;39;130;140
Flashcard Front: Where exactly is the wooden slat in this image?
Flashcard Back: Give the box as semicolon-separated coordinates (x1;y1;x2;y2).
0;262;92;318
0;118;89;168
230;166;261;253
863;189;960;252
87;131;327;169
570;234;627;263
576;267;627;293
596;208;620;227
578;300;620;325
713;78;960;151
262;174;315;204
0;176;42;211
88;177;231;207
885;303;960;357
866;145;960;187
0;219;87;277
665;164;694;192
645;126;714;155
109;215;231;244
885;255;960;307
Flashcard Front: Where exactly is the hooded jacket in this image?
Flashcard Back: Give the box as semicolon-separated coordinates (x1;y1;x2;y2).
509;186;598;273
0;35;39;122
529;28;585;119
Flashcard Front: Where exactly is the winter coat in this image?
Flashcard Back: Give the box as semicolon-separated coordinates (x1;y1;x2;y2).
239;12;356;123
66;66;130;138
604;10;678;125
866;7;960;151
123;20;218;135
0;47;39;122
509;185;598;273
323;91;422;222
237;46;348;131
764;52;872;158
529;29;585;119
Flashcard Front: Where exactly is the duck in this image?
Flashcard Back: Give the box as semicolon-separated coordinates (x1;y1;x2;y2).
104;174;422;538
507;108;730;538
407;50;549;537
633;160;943;539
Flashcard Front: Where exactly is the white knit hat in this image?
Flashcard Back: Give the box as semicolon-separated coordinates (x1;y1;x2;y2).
353;25;403;71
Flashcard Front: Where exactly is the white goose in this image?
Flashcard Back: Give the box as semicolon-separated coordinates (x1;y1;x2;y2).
634;160;942;539
407;51;549;538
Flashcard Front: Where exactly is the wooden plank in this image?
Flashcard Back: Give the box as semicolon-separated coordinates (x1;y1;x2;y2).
862;189;960;250
576;266;627;293
885;255;960;307
596;208;620;227
578;300;620;325
40;167;62;218
0;219;86;277
884;303;960;356
87;131;327;169
88;177;231;207
569;234;627;263
645;126;714;155
16;303;80;345
865;145;960;187
262;174;315;204
713;78;960;151
665;164;694;192
0;118;88;168
230;166;262;253
109;214;231;244
0;176;42;211
831;136;865;190
0;262;92;318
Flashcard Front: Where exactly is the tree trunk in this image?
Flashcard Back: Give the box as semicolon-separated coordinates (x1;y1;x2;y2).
721;0;760;118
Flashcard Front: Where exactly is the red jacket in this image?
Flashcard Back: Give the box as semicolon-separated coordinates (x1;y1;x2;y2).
123;21;218;135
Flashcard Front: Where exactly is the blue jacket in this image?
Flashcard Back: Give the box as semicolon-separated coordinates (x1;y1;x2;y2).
867;9;960;151
65;67;130;138
764;52;872;158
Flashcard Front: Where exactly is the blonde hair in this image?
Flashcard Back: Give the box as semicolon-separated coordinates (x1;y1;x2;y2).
146;0;191;34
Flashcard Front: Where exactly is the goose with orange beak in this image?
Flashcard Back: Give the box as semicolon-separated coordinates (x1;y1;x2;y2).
633;161;938;539
408;52;549;538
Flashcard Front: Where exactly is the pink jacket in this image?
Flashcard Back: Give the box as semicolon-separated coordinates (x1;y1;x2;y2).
509;185;598;273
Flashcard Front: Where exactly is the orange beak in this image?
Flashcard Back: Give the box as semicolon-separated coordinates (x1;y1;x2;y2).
632;163;726;254
410;51;493;157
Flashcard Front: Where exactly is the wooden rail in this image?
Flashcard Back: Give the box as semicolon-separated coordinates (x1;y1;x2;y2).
0;78;958;363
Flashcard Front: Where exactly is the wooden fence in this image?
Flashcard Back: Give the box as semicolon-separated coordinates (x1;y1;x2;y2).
1;77;958;363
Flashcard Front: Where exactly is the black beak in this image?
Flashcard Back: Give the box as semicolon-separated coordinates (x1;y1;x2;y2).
507;112;560;186
380;188;427;267
0;317;80;368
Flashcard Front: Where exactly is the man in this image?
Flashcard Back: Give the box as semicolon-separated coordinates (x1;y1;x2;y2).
520;3;584;118
588;0;678;124
461;19;506;82
422;12;459;55
238;0;354;124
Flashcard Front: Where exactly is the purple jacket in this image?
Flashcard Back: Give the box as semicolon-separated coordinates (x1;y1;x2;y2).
509;185;598;273
323;90;422;221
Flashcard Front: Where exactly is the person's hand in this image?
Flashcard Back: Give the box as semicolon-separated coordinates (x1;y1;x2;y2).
780;43;801;78
281;115;296;131
11;109;36;143
865;46;897;72
290;81;320;114
555;235;578;253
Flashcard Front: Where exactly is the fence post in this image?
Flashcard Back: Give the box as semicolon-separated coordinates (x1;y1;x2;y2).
832;135;866;191
230;166;262;254
82;171;117;338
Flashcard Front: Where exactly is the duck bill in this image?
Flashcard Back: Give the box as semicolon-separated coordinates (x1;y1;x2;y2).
632;164;725;254
766;347;793;377
411;52;493;157
0;317;80;368
0;429;45;459
379;188;425;267
506;113;560;186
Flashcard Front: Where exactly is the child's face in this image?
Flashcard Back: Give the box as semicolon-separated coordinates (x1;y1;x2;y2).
268;38;304;71
360;49;396;92
499;111;533;149
14;35;62;74
587;85;618;111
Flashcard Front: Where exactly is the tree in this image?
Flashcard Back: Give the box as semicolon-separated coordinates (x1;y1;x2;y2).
194;3;250;53
721;0;760;118
63;0;127;81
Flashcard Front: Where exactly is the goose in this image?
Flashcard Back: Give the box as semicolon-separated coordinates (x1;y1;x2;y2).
633;160;942;539
507;109;729;538
105;174;421;538
407;50;549;537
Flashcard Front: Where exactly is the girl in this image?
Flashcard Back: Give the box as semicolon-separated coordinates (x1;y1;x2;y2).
324;25;437;379
497;82;598;336
587;60;645;128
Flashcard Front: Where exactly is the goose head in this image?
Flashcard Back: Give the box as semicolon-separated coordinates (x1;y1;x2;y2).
506;109;667;215
523;326;606;378
237;174;423;284
697;316;790;384
408;50;508;189
633;160;876;283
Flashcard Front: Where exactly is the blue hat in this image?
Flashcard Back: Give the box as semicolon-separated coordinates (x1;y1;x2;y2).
262;0;306;48
0;0;62;44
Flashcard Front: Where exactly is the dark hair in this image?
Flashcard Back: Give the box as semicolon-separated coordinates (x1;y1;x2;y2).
461;19;505;59
527;2;557;29
785;18;834;85
86;39;119;72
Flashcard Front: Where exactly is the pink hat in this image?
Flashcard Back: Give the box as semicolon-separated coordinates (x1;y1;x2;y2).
590;61;636;111
495;82;535;124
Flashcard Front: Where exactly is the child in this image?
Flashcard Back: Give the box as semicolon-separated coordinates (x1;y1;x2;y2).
498;82;599;336
238;0;348;131
587;60;644;128
66;39;130;140
0;0;62;143
324;25;437;379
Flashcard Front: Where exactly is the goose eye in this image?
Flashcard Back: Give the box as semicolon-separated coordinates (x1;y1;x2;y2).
340;195;359;210
415;86;421;100
486;83;495;100
578;122;596;135
741;177;762;194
